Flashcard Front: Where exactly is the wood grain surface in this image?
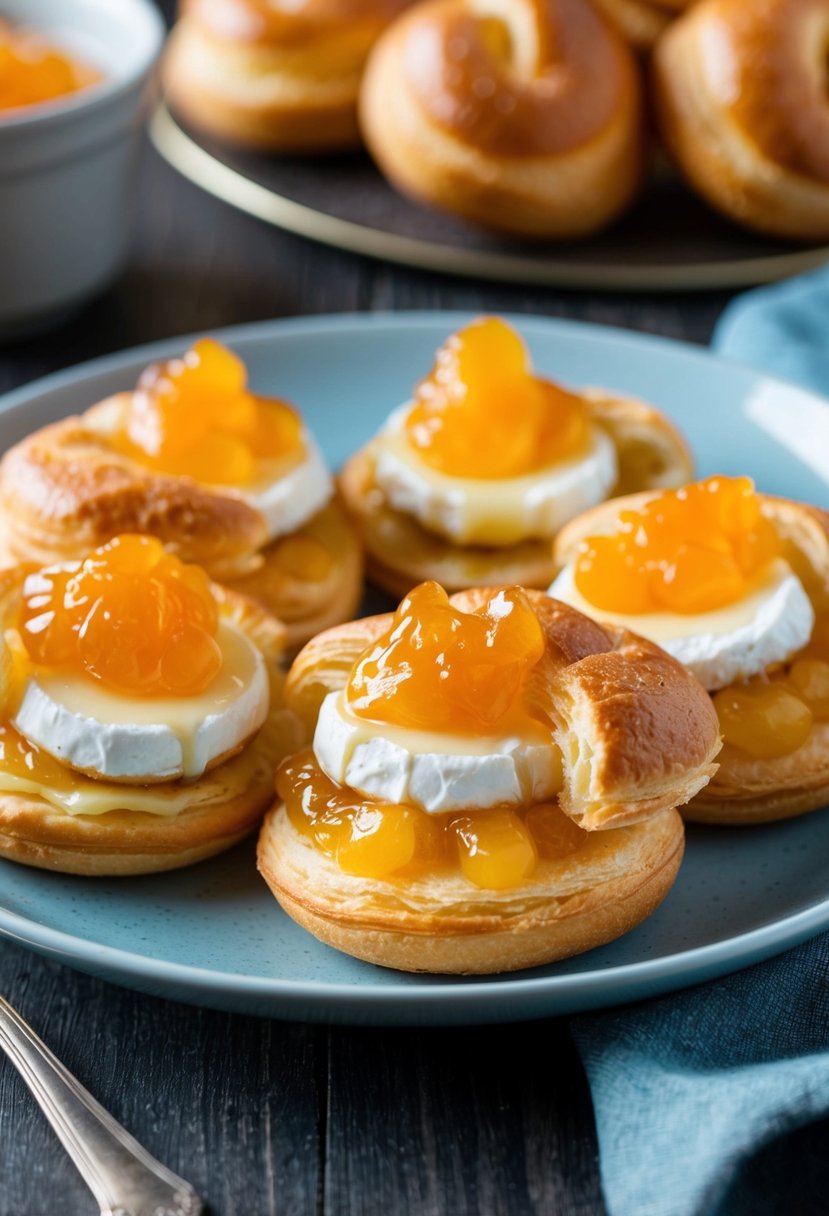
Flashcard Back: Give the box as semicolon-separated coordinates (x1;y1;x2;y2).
0;4;735;1212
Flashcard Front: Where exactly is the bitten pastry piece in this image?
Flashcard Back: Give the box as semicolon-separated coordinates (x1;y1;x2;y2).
590;0;692;52
359;0;647;238
340;316;692;598
258;583;720;973
653;0;829;239
0;338;362;650
164;0;414;152
551;476;829;824
0;535;304;875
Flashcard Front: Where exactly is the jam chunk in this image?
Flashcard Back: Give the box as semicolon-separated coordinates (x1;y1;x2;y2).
575;476;781;615
346;581;546;733
121;338;303;486
18;534;222;697
405;317;589;479
0;22;100;113
278;750;588;887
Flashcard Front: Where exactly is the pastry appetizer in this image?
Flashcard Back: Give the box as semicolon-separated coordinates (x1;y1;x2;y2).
653;0;829;239
0;338;362;651
339;316;692;598
258;581;720;973
0;534;303;875
550;476;829;825
359;0;647;238
164;0;413;152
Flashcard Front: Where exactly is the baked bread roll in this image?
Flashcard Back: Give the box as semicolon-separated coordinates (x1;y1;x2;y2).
0;541;305;875
164;0;414;152
552;480;829;825
340;317;693;598
257;584;720;973
0;338;363;651
359;0;647;239
591;0;692;52
653;0;829;239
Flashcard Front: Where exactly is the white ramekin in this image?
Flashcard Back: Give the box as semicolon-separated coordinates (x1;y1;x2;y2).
0;0;165;338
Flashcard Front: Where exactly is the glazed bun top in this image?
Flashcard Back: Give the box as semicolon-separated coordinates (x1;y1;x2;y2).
181;0;415;46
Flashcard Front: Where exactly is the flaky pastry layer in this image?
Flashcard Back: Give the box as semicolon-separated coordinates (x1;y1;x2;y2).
257;802;684;973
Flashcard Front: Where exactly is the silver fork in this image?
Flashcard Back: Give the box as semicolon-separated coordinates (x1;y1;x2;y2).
0;995;203;1216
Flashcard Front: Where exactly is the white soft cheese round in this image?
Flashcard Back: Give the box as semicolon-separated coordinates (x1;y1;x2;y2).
549;557;815;692
313;691;562;814
13;621;269;782
371;406;618;546
237;429;333;541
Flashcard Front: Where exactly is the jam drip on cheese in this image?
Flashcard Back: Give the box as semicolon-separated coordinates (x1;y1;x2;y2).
404;317;589;479
120;338;303;486
346;581;546;733
714;617;829;759
0;22;100;113
278;749;587;888
575;476;780;615
18;534;222;697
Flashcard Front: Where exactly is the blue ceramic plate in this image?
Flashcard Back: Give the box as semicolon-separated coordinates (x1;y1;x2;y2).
1;313;829;1026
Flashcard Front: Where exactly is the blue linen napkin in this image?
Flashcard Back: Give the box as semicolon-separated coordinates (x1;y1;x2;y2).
570;267;829;1216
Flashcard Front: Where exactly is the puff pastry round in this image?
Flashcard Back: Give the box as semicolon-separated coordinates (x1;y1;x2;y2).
0;395;363;651
653;0;829;239
0;572;305;876
257;588;720;972
340;388;693;599
555;493;829;826
359;0;647;239
164;0;414;153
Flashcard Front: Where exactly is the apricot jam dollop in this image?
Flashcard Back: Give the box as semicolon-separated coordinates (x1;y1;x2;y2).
120;338;303;486
404;317;589;479
0;22;100;114
713;617;829;760
18;534;222;697
575;476;781;615
278;749;588;888
345;581;546;733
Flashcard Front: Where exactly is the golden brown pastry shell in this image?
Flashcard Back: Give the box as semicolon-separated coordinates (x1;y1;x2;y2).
0;575;305;876
339;388;692;600
257;803;685;974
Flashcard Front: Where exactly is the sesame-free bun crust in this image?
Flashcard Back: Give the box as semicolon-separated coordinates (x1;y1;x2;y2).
257;803;684;974
340;390;692;599
0;577;305;876
164;0;413;153
0;395;363;648
590;0;692;51
285;588;721;831
555;491;829;825
359;0;646;239
653;0;829;240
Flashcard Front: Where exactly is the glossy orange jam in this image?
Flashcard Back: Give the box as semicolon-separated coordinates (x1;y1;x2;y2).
0;22;100;114
120;338;303;486
278;749;588;887
346;581;546;734
404;317;589;479
713;617;829;760
0;720;74;788
575;476;781;615
18;534;222;697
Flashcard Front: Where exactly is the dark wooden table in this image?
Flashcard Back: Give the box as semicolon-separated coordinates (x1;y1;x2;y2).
0;19;734;1210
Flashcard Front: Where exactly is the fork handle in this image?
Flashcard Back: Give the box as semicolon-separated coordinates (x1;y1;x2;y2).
0;996;201;1216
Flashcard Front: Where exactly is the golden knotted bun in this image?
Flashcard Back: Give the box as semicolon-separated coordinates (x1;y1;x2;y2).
258;803;685;973
653;0;829;239
0;397;362;651
164;0;414;152
591;0;692;52
285;588;721;830
339;389;693;600
0;580;306;876
359;0;647;239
